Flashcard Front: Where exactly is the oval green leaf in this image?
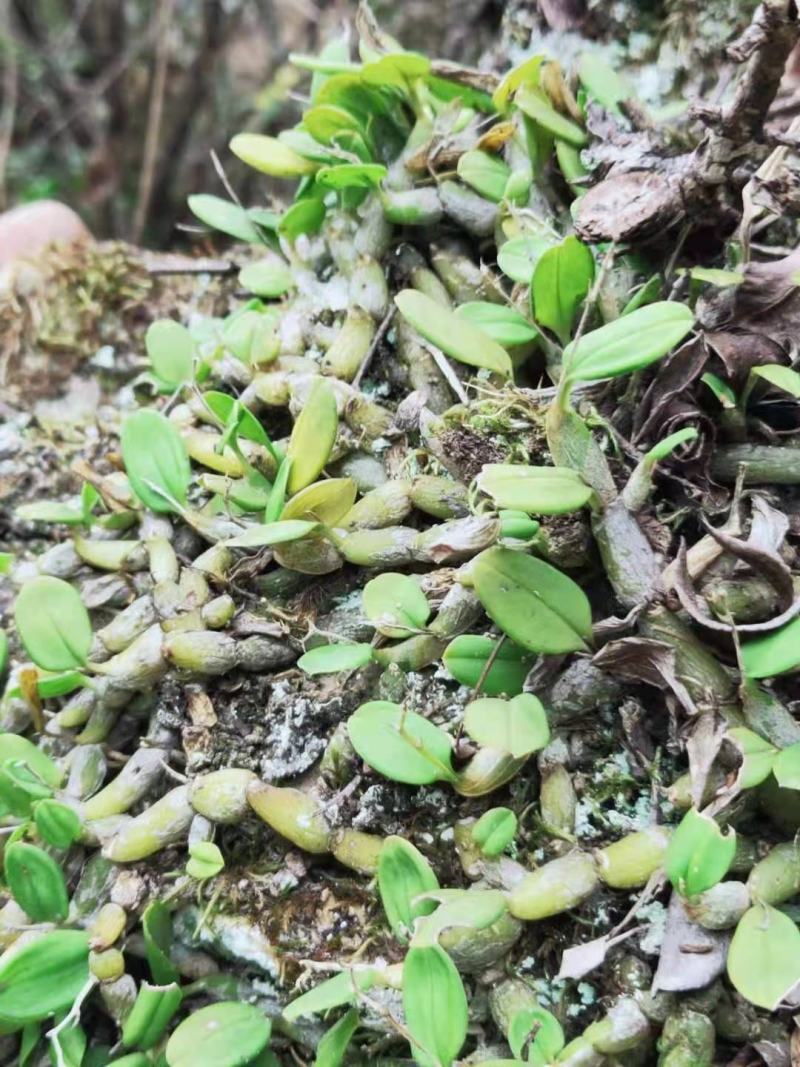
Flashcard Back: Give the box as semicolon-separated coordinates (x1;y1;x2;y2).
394;289;512;377
229;132;318;177
741;616;800;678
145;320;194;388
455;302;539;347
0;929;89;1024
515;84;587;146
362;573;431;638
347;701;456;786
287;378;339;494
403;945;467;1067
471;807;517;856
165;1002;271;1067
4;841;69;922
442;635;534;695
14;576;91;671
463;693;550;758
472;546;592;654
728;904;800;1010
475;464;592;514
238;258;294;299
120;409;191;514
664;808;735;897
378;836;439;939
297;643;375;676
221;519;319;549
531;236;595;345
456;150;510;203
187;194;261;243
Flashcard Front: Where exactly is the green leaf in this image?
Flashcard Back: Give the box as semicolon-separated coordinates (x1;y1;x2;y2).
287;378;339;493
316;163;387;189
0;736;61;788
265;456;293;523
509;1007;564;1064
497;235;552;284
187;195;261;243
145;320;194;388
412;889;508;947
15;501;84;525
378;836;439;939
701;371;737;408
221;520;319;549
463;693;550;758
454;302;539;347
122;982;183;1051
403;945;467;1067
362;573;431;638
515;85;587;147
749;363;800;399
644;427;698;463
297;643;375;675
472;546;592;654
394;289;513;377
347;701;456;785
281;479;356;524
165;1003;271;1067
120;409;191;514
493;55;544;111
185;841;224;881
202;391;274;450
471;807;517;856
279;196;326;239
456;150;510;203
475;464;592;514
33;799;81;849
728;727;778;789
283;970;379;1022
728;904;800;1009
564;302;694;384
0;930;89;1025
741;616;800;678
773;741;800;790
498;510;541;540
442;635;534;695
685;266;743;287
142;901;179;986
4;842;68;922
229;132;318;177
577;53;629;116
14;576;92;671
314;1008;360;1067
238;258;294;299
664;809;736;897
532;236;595;344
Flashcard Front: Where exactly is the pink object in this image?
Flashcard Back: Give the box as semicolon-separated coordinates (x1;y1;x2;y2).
0;200;92;267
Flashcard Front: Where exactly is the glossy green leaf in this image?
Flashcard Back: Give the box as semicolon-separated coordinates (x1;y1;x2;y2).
728;727;778;788
33;799;81;848
509;1006;564;1065
413;888;508;947
316;163;387;189
741;616;800;678
4;842;68;922
497;235;552;284
122;982;183;1051
378;836;439;939
750;363;800;399
142;901;179;986
515;84;587;147
362;573;431;638
532;236;594;344
287;378;339;493
202;391;273;450
347;701;456;785
403;945;467;1067
493;55;544;111
14;576;92;671
15;501;84;525
454;302;539;347
223;309;280;366
463;693;550;758
283;969;379;1022
645;427;698;463
229;133;318;177
577;53;629;115
185;841;224;881
394;289;512;377
701;371;737;408
221;519;319;549
314;1008;359;1067
165;1002;271;1067
279;196;326;239
498;510;541;540
145;320;194;388
665;809;736;897
475;464;592;514
120;409;191;514
472;546;592;654
238;258;294;299
0;736;61;789
564;302;694;384
456;150;510;203
187;195;261;243
297;643;375;675
0;930;89;1024
773;741;800;790
265;456;292;523
471;807;517;856
728;904;800;1009
442;635;534;695
281;479;356;524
